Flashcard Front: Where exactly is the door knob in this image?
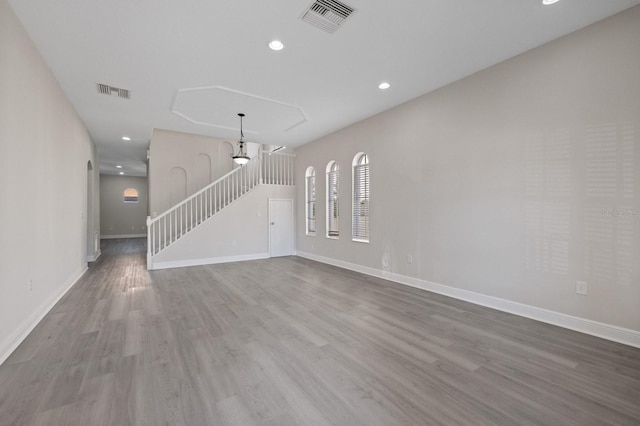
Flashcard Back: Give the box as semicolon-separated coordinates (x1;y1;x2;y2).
271;222;275;225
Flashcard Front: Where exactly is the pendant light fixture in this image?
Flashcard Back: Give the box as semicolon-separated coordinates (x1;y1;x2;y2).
231;113;250;165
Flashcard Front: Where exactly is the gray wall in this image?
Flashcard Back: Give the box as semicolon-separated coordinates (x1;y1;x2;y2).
100;175;148;238
152;185;295;269
0;0;99;363
148;128;263;217
148;129;234;216
294;7;640;333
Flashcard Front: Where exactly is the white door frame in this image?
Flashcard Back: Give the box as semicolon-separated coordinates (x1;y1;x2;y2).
269;198;295;257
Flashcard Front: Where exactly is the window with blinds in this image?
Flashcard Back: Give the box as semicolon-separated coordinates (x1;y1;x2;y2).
123;188;139;203
305;167;316;235
326;161;340;238
352;153;369;242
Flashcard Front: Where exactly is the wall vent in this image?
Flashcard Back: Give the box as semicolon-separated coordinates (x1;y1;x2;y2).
97;83;130;99
300;0;355;34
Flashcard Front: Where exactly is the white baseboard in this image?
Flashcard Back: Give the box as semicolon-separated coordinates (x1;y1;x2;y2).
151;252;270;271
0;265;88;366
86;250;101;262
101;234;146;240
296;251;640;349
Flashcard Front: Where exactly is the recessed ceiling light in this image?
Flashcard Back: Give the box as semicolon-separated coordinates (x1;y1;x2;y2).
122;136;131;141
116;165;122;169
119;172;124;175
378;82;391;90
542;0;559;5
268;40;284;51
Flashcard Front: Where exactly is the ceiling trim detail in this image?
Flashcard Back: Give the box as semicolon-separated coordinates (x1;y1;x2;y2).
171;85;308;133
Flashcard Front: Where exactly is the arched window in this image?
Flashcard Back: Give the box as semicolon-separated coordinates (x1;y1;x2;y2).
305;167;316;235
352;153;369;242
326;161;339;238
123;188;139;203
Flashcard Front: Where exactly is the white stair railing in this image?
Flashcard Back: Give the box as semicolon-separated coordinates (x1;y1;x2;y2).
262;151;295;185
147;151;295;267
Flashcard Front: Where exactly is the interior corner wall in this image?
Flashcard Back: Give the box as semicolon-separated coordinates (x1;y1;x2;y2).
100;174;148;238
294;6;640;334
0;0;99;363
148;129;234;217
151;185;295;269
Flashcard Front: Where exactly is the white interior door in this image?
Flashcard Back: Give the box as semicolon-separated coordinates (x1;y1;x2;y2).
269;199;294;257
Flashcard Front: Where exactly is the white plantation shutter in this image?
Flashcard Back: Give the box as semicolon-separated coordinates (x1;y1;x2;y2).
305;172;316;234
327;162;339;237
352;154;369;241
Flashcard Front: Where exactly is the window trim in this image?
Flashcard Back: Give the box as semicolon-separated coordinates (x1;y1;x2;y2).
352;153;369;243
326;161;340;239
305;167;316;236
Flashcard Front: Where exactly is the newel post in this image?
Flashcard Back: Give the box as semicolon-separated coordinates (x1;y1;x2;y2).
146;215;152;270
259;148;264;185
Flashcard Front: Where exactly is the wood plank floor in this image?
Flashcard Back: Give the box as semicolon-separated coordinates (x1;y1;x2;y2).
1;238;639;425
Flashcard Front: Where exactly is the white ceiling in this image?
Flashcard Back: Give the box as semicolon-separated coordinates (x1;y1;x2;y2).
8;0;640;176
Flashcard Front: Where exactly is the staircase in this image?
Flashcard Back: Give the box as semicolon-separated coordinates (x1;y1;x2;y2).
147;151;294;269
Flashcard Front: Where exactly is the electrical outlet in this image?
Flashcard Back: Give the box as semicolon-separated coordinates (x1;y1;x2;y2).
407;255;413;264
576;281;588;296
28;279;33;292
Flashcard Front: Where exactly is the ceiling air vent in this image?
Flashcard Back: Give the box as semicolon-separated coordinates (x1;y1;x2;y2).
97;83;130;99
300;0;355;34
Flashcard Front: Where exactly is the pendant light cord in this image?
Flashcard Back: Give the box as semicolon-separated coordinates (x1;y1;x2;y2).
238;113;245;142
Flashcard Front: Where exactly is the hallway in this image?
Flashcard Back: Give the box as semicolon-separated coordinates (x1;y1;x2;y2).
1;239;640;425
